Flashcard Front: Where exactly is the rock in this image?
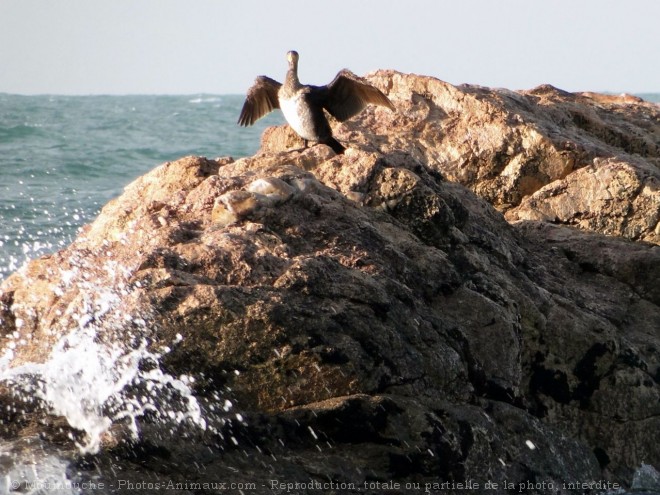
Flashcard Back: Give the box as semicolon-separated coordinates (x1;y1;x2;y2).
1;72;659;492
313;72;660;244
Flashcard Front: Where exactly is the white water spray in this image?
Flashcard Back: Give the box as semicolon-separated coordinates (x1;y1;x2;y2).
0;258;213;455
2;325;206;454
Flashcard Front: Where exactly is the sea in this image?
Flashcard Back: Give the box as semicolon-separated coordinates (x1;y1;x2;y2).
0;93;283;280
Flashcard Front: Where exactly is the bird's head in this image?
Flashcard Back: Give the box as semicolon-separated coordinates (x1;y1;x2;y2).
286;50;299;68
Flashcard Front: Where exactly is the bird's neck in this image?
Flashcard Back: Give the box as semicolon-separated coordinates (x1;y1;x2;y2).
284;62;301;89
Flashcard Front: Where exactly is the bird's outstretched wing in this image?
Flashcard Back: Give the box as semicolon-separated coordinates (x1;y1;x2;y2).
321;69;395;122
237;76;282;126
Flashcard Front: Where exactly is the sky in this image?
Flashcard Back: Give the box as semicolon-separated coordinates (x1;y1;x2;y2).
0;0;658;96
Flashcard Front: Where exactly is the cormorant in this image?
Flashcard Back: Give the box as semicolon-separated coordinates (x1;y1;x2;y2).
238;50;394;154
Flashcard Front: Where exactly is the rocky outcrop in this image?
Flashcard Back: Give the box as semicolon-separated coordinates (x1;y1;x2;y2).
298;72;659;244
1;72;659;493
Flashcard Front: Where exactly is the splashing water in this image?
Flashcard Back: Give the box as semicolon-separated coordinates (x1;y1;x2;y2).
2;326;207;454
0;259;215;455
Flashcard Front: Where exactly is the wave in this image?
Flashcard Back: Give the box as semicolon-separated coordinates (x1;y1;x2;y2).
0;123;47;140
188;96;223;104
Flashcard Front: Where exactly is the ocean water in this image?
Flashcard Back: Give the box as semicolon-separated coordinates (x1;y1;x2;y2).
0;93;283;280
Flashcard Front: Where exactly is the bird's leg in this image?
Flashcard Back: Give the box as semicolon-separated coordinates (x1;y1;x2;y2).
288;139;309;154
287;139;311;154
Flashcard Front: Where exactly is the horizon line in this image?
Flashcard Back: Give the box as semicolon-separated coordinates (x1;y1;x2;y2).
3;89;660;98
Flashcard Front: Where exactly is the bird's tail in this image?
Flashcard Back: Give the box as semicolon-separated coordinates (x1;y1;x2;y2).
323;137;345;154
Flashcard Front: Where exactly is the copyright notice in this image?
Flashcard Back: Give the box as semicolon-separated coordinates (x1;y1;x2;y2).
9;479;258;492
8;477;623;493
9;480;105;491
